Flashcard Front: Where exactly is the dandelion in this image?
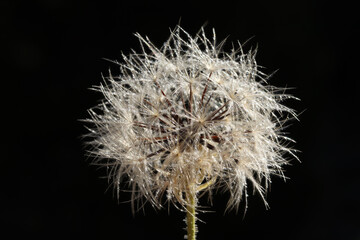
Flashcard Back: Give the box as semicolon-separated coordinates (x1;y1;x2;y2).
84;25;298;240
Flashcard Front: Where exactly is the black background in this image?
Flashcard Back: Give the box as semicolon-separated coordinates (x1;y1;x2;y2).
3;0;359;239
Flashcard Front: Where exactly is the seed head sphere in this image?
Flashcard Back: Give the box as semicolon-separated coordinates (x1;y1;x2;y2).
85;26;298;212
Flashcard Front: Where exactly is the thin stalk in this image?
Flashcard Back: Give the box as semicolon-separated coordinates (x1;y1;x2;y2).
186;191;197;240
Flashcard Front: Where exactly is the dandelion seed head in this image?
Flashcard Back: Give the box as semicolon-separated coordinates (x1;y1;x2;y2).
85;26;298;212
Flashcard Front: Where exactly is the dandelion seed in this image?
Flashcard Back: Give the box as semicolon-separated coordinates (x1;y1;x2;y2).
84;25;298;240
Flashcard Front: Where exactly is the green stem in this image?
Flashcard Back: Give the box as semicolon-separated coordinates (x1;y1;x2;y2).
186;191;196;240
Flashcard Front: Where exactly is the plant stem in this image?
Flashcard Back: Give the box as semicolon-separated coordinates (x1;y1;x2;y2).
186;191;196;240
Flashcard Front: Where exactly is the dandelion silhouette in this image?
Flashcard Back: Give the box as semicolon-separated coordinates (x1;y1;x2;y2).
84;25;298;240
